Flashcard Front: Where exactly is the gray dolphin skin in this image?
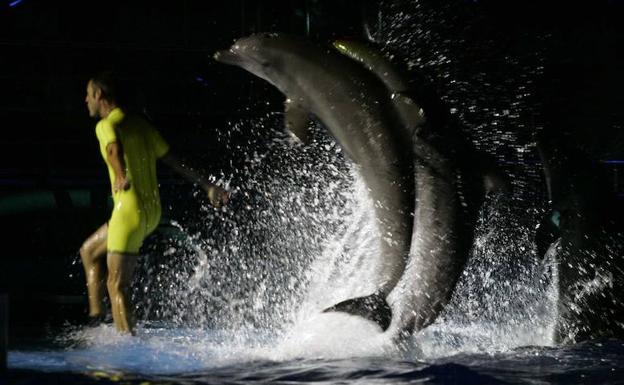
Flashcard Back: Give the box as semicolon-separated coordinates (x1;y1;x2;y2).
214;33;496;335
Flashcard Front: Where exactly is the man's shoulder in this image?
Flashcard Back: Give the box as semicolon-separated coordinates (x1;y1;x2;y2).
95;117;114;133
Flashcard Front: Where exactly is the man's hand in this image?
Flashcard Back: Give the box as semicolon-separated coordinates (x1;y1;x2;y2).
203;183;230;208
114;176;131;193
160;153;230;208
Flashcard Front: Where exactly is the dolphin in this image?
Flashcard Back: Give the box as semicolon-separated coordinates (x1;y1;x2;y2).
214;34;502;334
536;133;624;342
215;33;417;331
331;40;508;336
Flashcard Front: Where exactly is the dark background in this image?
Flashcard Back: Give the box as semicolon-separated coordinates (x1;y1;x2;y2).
1;0;623;344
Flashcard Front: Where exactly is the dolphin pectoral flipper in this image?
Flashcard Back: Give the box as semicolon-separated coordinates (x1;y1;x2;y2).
322;292;392;331
284;98;312;144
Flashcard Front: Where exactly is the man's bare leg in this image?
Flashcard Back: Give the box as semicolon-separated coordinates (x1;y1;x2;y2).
79;224;108;318
107;252;138;334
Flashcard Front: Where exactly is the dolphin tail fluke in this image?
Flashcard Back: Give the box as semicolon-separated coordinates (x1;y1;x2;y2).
322;292;392;331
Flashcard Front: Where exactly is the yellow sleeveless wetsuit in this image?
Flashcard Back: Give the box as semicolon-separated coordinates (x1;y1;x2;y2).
96;108;170;254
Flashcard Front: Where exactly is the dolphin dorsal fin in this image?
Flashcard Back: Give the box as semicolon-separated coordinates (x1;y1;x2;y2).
284;98;311;144
333;40;426;134
333;40;408;93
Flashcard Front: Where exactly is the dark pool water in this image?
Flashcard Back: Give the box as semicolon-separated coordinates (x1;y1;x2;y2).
7;322;624;384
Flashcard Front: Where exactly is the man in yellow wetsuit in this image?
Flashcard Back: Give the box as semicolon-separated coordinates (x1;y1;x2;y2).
79;72;229;334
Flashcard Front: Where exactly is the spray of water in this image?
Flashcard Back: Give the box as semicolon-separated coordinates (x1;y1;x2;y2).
18;1;575;373
132;115;356;334
123;110;558;364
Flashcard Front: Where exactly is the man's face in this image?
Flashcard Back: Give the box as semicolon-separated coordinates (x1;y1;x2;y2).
85;80;100;118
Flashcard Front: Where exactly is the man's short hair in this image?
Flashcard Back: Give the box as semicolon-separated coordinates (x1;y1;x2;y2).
89;71;119;104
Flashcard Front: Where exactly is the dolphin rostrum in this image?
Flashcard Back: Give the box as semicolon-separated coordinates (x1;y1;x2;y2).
215;34;501;334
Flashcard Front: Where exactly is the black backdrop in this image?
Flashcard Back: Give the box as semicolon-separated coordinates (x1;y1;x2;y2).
1;0;623;342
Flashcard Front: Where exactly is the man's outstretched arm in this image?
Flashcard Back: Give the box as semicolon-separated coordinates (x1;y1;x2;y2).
160;152;229;208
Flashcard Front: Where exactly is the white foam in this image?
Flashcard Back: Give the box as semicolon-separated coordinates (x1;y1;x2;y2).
269;312;391;360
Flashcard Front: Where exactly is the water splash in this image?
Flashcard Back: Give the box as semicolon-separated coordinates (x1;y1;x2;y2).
12;1;583;376
414;194;559;359
126;108;557;363
131;116;359;334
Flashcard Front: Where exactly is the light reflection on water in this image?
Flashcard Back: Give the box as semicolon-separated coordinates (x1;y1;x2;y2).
10;314;389;375
9;326;624;384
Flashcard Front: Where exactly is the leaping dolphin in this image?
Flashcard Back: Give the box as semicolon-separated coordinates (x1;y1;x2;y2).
215;33;416;331
214;34;503;335
330;40;506;336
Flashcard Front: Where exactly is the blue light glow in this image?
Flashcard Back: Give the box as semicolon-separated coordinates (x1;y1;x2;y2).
195;76;210;87
9;0;25;7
